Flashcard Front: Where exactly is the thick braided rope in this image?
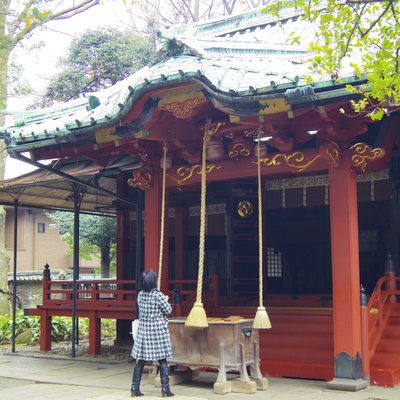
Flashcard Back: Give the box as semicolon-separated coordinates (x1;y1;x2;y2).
195;129;210;303
257;131;264;307
158;142;168;290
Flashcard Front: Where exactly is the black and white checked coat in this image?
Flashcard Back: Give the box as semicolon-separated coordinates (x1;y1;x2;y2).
131;289;172;361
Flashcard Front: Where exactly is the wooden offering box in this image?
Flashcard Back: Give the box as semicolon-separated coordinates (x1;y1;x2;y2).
163;317;268;394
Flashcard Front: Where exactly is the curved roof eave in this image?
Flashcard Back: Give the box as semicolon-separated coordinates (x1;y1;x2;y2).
0;55;365;153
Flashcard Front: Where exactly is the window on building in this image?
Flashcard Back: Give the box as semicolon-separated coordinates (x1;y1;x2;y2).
37;222;45;233
267;247;283;277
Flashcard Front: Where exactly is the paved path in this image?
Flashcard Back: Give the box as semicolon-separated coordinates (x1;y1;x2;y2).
1;352;400;400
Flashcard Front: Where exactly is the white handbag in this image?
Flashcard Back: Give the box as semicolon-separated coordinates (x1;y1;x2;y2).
131;319;139;341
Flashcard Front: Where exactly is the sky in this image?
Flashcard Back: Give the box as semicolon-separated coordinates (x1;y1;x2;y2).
5;1;136;179
9;1;135;110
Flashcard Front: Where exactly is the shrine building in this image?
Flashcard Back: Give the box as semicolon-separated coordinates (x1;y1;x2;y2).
0;6;400;391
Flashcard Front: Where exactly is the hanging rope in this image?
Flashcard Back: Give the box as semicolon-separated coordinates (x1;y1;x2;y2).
185;124;213;328
157;142;168;290
253;129;272;329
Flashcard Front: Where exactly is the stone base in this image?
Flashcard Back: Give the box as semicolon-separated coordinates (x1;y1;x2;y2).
251;376;269;390
147;373;157;386
327;378;369;391
231;380;258;394
213;381;232;394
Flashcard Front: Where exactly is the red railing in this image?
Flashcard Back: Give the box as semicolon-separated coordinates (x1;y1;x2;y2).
41;276;218;315
367;275;400;360
42;279;137;309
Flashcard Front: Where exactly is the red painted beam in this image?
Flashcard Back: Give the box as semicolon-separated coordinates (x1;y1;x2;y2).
166;147;328;188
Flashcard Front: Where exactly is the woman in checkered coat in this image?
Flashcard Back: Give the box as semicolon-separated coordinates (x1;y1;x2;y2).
130;269;174;397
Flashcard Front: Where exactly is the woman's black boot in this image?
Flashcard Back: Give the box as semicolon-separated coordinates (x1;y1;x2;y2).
131;361;145;397
160;364;175;397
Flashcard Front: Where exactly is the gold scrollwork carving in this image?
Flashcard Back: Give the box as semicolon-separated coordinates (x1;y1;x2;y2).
244;129;257;138
229;143;251;158
258;152;322;172
127;167;153;190
319;141;340;168
237;200;253;218
159;97;206;119
168;164;221;185
203;121;225;139
350;142;385;172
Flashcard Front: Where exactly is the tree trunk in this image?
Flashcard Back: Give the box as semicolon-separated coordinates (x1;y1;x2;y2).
100;245;111;278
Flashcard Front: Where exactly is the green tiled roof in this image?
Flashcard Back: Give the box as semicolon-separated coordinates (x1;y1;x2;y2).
0;6;360;152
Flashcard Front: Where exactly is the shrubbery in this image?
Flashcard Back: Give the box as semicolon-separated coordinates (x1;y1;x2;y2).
0;312;116;345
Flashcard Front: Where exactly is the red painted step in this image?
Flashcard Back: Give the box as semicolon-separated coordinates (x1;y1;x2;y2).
370;304;400;387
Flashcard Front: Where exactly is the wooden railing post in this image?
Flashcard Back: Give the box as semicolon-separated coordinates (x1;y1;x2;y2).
42;263;51;304
40;263;52;351
384;251;397;304
360;285;370;382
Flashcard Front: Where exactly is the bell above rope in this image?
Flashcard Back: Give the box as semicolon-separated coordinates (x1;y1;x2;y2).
185;126;212;329
157;142;168;291
185;121;225;329
253;128;272;330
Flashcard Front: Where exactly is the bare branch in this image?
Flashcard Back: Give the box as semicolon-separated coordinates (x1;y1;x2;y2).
390;0;399;23
47;0;100;21
10;0;100;51
221;0;237;15
8;0;37;39
359;0;392;37
336;5;365;66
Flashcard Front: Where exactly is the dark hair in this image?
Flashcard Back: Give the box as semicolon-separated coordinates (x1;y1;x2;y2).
141;269;158;292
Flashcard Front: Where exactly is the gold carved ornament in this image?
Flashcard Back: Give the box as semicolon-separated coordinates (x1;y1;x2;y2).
127;167;153;190
350;143;385;172
319;141;340;168
159;97;207;119
237;200;253;218
229;142;251;158
168;163;221;186
258;151;322;173
228;136;252;158
168;121;225;187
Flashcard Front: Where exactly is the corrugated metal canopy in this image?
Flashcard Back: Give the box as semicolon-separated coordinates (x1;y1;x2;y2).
0;156;138;214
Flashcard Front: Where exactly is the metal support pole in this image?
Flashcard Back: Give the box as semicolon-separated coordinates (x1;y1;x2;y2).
71;183;84;358
11;199;18;353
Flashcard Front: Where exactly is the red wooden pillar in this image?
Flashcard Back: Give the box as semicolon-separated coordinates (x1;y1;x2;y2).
88;311;101;356
327;149;368;390
39;310;52;351
40;274;52;351
144;171;169;293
